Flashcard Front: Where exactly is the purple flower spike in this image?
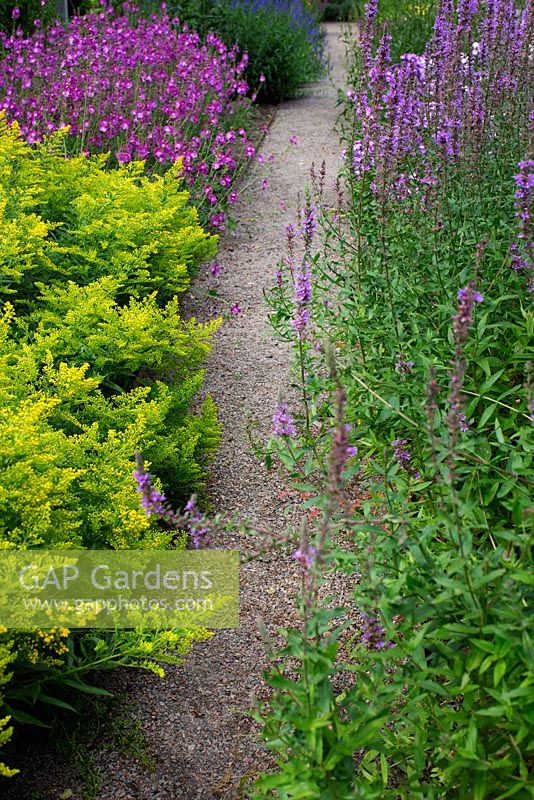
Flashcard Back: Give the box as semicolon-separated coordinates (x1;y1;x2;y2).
447;282;483;445
510;159;533;292
293;544;317;571
391;439;420;478
133;469;167;516
395;354;414;375
294;268;312;304
184;495;210;549
291;266;312;339
300;204;317;246
360;611;395;651
273;402;297;437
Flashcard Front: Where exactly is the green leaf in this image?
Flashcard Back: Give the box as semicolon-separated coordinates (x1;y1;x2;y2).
493;660;507;687
7;708;50;728
61;679;113;696
39;694;78;712
380;753;389;786
473;770;488;800
476;705;507;717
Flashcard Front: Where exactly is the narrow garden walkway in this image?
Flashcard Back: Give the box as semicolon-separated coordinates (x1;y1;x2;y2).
5;23;349;800
96;22;349;800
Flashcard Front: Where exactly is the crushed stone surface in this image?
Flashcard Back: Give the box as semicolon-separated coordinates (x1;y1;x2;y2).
3;23;351;800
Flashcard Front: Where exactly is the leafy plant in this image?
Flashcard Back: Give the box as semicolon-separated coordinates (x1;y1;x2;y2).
0;114;220;771
136;0;325;103
0;0;55;36
0;119;217;305
206;0;325;102
255;1;534;797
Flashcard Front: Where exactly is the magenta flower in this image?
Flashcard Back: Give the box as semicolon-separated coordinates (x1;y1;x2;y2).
0;9;254;227
273;402;296;436
230;302;241;315
291;266;312;339
293;544;317;571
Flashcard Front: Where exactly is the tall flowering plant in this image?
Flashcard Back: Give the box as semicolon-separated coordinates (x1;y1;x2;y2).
257;2;534;797
348;0;533;206
0;3;256;228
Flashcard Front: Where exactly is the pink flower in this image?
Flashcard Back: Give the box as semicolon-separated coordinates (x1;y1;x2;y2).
230;303;241;315
289;135;299;145
0;10;253;228
210;261;221;276
293;544;317;570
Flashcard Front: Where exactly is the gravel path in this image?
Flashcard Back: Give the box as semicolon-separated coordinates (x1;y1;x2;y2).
2;23;349;800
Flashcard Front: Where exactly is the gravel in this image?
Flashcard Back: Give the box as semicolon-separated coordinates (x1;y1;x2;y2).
2;23;351;800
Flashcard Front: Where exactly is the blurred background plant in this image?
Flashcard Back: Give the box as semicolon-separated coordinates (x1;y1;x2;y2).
0;0;56;35
133;0;326;102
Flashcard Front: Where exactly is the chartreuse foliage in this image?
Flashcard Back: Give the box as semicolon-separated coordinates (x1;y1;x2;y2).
0;296;219;550
0;120;216;304
0;117;218;768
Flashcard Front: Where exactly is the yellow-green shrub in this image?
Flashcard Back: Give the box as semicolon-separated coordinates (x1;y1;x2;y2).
0;116;221;765
0;117;217;305
0;115;221;548
1;288;220;549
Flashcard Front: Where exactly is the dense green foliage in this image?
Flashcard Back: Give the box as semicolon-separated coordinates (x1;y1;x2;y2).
137;0;325;103
375;0;438;59
0;0;55;35
322;0;437;44
207;0;324;102
255;1;534;797
322;0;357;22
